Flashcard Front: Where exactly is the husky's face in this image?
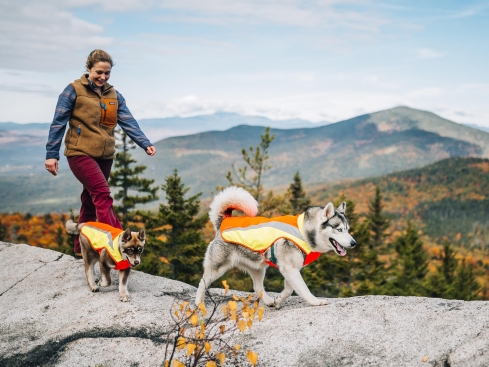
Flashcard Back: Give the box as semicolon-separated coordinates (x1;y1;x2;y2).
316;202;356;256
120;228;145;268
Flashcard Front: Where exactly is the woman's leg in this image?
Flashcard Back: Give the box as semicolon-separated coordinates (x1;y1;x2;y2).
68;156;122;252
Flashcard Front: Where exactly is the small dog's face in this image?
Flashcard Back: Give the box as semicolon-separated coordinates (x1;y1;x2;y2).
317;202;356;256
120;228;145;268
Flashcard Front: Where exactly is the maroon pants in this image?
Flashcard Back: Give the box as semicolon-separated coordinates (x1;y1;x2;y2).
67;155;122;253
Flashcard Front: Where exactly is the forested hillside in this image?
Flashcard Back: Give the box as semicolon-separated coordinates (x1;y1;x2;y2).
308;157;489;250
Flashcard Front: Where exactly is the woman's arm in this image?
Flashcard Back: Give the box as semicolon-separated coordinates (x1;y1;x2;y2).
116;91;155;155
45;84;76;175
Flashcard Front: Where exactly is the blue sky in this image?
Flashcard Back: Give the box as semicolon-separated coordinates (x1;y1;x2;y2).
1;0;488;126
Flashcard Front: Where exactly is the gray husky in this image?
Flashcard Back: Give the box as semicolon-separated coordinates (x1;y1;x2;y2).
195;186;357;308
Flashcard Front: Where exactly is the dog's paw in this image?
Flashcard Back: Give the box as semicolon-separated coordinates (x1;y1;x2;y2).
120;294;131;302
90;286;99;293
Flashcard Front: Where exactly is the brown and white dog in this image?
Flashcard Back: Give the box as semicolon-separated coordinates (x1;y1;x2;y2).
66;220;145;302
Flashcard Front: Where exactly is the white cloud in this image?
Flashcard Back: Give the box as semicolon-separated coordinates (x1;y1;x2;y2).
131;91;410;123
155;0;391;33
0;0;113;71
416;48;445;59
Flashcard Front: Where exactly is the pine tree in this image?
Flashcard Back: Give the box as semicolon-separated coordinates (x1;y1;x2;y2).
109;129;159;227
0;221;7;241
140;169;208;286
386;220;429;296
367;185;390;249
425;242;458;298
288;171;311;215
226;126;274;202
451;259;481;301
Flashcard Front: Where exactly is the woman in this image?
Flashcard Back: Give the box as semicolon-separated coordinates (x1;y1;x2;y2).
45;49;156;257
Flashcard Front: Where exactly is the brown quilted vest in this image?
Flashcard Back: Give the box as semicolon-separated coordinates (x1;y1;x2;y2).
64;74;118;159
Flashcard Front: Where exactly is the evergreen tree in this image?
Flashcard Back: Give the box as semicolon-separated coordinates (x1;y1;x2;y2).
140;169;208;286
288;171;311;215
367;185;390;249
425;242;458;298
352;218;388;296
386;220;429;296
226;126;274;202
0;221;7;241
109;129;159;227
451;259;481;301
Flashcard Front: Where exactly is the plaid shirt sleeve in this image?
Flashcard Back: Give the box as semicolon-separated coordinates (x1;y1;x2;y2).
46;84;76;160
116;91;152;150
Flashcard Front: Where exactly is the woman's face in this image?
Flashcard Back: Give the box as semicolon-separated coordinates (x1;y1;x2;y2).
87;61;112;88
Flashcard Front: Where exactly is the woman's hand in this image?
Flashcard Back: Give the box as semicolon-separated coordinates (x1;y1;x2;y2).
45;159;59;176
146;146;156;156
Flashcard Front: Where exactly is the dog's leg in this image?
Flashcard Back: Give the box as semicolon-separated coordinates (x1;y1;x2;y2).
275;239;326;306
280;266;326;306
99;255;112;287
80;236;99;292
119;268;131;302
246;266;276;307
195;261;232;306
273;280;294;308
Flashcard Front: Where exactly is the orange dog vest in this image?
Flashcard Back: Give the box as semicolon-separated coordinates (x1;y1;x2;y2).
81;222;130;270
220;214;321;268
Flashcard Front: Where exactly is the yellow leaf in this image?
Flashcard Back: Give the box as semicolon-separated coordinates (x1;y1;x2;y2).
186;308;192;317
186;343;196;356
206;362;217;367
232;294;239;301
247;294;252;301
222;305;229;316
242;311;249;319
164;361;169;367
199;302;208;317
180;327;186;336
235;344;241;351
258;291;263;299
258;306;264;321
177;337;186;350
247;319;253;329
159;256;170;264
217;352;226;365
219;325;226;334
228;301;237;311
174;311;179;318
247;351;258;366
190;313;199;326
179;303;185;311
230;310;237;321
238;320;247;333
222;280;229;295
173;359;185;367
204;341;211;353
200;323;206;333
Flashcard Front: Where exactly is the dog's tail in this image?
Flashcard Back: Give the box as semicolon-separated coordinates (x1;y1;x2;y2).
65;219;84;235
209;186;258;230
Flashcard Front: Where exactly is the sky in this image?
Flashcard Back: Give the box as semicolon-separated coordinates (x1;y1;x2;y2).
1;0;488;126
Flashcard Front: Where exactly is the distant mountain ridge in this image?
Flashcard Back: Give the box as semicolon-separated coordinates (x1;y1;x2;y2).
0;112;318;176
2;106;489;213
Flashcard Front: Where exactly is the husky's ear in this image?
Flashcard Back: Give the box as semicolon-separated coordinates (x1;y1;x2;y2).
337;202;346;215
321;202;335;221
121;228;132;243
138;228;146;242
